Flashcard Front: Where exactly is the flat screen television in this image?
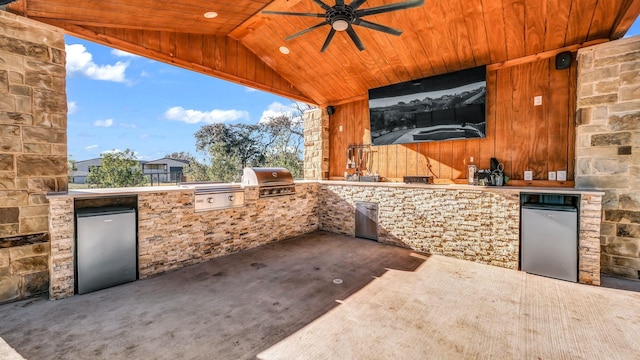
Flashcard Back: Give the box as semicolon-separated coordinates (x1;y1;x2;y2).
368;65;486;146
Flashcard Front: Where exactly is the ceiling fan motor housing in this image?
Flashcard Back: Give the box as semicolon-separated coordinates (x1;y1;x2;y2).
327;5;356;31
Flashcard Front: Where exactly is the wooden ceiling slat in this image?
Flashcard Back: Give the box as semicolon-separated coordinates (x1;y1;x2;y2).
481;0;509;64
460;0;492;66
141;30;161;53
503;0;526;60
424;0;463;72
610;0;640;39
442;0;476;69
524;0;547;55
412;6;448;75
588;0;626;41
565;0;598;45
542;0;572;51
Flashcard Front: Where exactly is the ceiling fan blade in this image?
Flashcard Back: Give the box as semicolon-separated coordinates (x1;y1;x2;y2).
311;0;332;11
348;0;368;10
353;19;402;36
262;10;325;18
346;27;365;51
321;29;336;52
285;21;329;40
355;0;424;17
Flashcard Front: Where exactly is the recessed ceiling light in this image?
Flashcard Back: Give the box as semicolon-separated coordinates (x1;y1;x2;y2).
204;12;218;19
279;46;290;55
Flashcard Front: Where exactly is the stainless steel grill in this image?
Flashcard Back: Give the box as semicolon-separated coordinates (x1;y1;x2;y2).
242;167;296;198
181;183;245;212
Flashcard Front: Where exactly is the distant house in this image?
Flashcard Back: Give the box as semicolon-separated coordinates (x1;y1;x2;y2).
142;157;189;184
69;158;103;184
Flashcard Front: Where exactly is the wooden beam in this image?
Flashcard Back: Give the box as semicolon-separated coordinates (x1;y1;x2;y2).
228;0;304;40
38;19;316;105
486;39;609;71
609;0;640;39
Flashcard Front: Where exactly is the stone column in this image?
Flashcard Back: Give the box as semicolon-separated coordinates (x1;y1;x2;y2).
303;108;329;180
0;10;67;302
575;36;640;280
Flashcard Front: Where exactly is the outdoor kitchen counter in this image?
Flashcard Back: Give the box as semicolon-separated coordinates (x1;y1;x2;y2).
317;180;603;286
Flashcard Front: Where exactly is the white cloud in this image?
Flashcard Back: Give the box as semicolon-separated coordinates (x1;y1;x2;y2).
66;44;129;83
164;106;249;124
101;149;122;155
67;101;78;115
259;101;304;123
84;144;98;150
111;49;141;58
93;119;114;127
245;86;258;92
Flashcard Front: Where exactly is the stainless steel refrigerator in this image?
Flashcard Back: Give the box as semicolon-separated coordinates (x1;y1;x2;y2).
521;204;578;282
76;207;137;294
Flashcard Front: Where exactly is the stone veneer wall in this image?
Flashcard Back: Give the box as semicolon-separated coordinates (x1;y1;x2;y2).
576;36;640;280
303;108;329;180
47;183;319;299
0;11;67;302
319;184;603;284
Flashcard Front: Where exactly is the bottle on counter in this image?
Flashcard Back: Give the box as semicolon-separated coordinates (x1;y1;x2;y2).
468;157;477;185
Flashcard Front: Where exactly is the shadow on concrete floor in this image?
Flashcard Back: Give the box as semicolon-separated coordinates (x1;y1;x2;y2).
0;231;426;360
601;274;640;292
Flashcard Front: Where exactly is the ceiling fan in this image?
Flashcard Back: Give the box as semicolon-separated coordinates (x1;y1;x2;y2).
263;0;424;52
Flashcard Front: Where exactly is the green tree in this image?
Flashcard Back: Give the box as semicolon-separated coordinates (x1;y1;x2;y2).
67;156;77;183
87;149;147;188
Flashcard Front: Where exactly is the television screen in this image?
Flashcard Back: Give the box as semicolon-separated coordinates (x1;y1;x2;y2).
368;66;487;146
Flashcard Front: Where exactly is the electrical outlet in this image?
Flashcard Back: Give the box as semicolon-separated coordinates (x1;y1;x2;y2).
534;96;542;106
548;171;556;181
339;125;343;132
524;171;533;181
557;170;567;181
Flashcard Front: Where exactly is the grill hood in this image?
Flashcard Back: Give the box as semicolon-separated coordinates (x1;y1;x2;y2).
243;167;295;197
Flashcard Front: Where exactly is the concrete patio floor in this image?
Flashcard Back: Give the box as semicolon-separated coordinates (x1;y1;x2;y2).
1;231;639;359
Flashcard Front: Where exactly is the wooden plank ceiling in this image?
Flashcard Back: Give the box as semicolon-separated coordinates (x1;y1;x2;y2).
7;0;640;106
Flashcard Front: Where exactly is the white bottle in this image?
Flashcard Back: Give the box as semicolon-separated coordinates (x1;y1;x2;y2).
468;157;477;185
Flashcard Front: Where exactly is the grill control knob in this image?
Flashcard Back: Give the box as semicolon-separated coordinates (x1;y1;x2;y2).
207;197;213;203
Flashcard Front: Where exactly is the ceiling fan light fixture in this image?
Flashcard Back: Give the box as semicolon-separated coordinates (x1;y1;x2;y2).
279;46;290;54
332;19;349;31
203;11;218;19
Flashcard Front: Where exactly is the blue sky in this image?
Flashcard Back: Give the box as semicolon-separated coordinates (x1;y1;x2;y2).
65;37;300;162
65;16;640;161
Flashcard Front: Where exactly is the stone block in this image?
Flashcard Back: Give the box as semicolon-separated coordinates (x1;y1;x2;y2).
0;111;33;125
602;191;619;208
15;95;32;113
601;264;638;279
605;209;640;224
576;147;619;157
619;192;640;209
25;59;65;78
621;60;640;72
0;248;8;266
19;204;49;217
575;108;591;126
578;51;593;71
27;178;58;192
25;71;52;90
9;242;49;260
618;146;632;155
0;266;8;277
0;224;19;237
0;276;21;303
611;256;640;269
33;88;66;114
8;71;23;84
594;39;640;59
22;127;66;144
0;34;50;61
588;157;630;175
23;143;51;155
16;155;66;176
14;178;27;190
581;66;620;84
595;79;619;95
579;84;593;99
23;271;49;296
617;223;640;238
0;190;28;206
51;144;67;155
19;216;48;234
10;255;48;274
620;81;640;100
0;70;7;92
592;132;632;147
575;175;629;189
608;100;640;115
0;124;20;137
0;207;19;224
0;93;15;111
600;221;616;235
0;154;13;171
9;84;31;96
51;48;65;65
579;94;619;107
620;70;640;86
28;194;48;205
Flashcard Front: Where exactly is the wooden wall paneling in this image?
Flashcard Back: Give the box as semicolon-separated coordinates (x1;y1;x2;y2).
451;140;467;179
439;141;454;179
524;0;546;55
141;30;161;53
495;66;513;178
481;0;508;64
543;0;572;51
189;34;205;64
427;1;463;72
529;59;550;179
175;33;192;61
478;69;497;168
588;0;625;41
460;0;492;66
565;0;599;45
442;0;476;69
510;62;531;180
405;144;419;176
236;41;248;80
387;145;399;180
396;144;408;178
567;62;577;181
548;58;570;177
503;0;526;60
160;31;177;58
